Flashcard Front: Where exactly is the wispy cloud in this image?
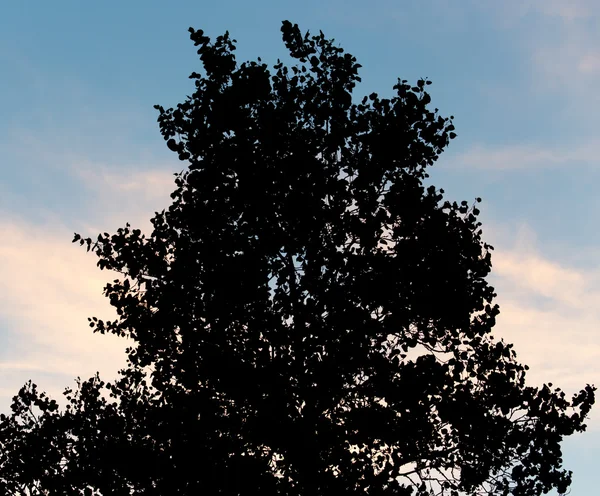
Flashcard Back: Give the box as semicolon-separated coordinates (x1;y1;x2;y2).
530;33;600;90
0;215;128;408
485;223;600;417
72;161;179;234
474;0;600;128
0;163;179;410
73;162;178;199
526;0;595;21
525;2;600;118
448;141;599;170
480;0;597;25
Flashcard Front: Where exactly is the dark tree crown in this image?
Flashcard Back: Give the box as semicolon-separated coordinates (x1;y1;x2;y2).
0;20;594;496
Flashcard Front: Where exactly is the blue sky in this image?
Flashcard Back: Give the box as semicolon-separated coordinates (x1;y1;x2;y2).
1;1;599;493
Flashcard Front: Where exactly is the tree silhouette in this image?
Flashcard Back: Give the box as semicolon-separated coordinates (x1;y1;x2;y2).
0;21;594;496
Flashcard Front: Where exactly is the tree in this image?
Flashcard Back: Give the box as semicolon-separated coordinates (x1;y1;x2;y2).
0;20;594;496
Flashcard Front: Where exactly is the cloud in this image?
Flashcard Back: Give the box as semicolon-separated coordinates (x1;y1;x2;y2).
492;248;595;311
472;0;600;129
530;33;600;91
73;162;177;200
578;53;600;74
525;1;600;114
0;215;128;409
527;0;595;21
448;140;599;170
484;222;600;422
70;160;181;237
493;301;599;390
0;163;179;411
481;0;597;24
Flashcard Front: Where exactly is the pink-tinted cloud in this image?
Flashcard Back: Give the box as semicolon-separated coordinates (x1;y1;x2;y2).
485;223;600;425
0;164;178;409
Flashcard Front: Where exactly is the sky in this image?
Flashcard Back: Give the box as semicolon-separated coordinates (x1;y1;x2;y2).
1;0;599;493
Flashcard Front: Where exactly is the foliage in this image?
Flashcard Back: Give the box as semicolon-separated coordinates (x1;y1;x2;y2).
0;21;594;496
